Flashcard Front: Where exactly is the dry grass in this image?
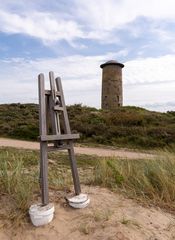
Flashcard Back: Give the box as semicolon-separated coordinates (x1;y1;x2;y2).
1;146;175;225
92;150;175;212
0;157;37;224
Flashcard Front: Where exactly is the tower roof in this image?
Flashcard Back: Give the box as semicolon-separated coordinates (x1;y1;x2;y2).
100;60;124;68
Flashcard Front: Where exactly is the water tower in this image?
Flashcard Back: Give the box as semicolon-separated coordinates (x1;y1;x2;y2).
100;60;124;109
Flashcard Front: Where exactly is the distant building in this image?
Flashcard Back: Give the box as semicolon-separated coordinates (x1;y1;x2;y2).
100;60;124;109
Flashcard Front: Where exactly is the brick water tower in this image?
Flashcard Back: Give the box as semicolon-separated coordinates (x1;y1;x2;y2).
100;60;124;109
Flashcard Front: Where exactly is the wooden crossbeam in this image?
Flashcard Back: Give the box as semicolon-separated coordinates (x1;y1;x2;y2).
40;134;80;141
45;90;61;96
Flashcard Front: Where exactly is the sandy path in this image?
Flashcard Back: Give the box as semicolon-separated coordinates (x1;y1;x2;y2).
0;138;154;159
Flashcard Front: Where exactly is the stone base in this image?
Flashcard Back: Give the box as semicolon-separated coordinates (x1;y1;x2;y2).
66;193;90;209
29;203;55;227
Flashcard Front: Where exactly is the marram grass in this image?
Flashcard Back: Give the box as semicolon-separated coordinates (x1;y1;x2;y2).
92;151;175;211
1;147;175;225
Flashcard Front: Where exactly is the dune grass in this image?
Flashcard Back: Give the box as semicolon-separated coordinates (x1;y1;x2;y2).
92;151;175;211
0;147;97;225
0;146;175;225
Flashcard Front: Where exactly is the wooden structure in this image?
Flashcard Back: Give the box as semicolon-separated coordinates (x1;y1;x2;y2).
38;71;81;206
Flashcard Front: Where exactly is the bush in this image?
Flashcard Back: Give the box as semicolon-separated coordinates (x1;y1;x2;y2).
0;103;175;149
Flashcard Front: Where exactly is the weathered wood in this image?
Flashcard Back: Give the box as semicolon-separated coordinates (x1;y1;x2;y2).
40;134;79;141
38;73;49;205
45;90;61;96
48;145;71;151
68;141;81;195
45;95;50;135
38;72;81;204
54;106;64;111
49;71;61;135
55;77;71;134
55;77;81;195
40;141;49;205
38;74;47;136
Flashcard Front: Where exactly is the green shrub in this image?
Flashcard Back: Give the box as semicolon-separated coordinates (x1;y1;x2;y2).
0;103;175;149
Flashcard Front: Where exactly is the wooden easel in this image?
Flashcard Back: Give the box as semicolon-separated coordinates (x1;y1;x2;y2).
38;71;81;206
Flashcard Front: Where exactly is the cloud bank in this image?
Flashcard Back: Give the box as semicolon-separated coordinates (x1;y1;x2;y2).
0;0;175;45
0;0;175;112
0;54;175;112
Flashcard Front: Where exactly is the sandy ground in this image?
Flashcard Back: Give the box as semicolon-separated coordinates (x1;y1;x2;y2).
0;138;154;159
0;138;174;239
0;186;175;240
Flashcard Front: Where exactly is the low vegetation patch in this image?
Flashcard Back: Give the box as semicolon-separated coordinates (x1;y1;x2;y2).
93;151;175;212
0;147;175;226
0;103;175;149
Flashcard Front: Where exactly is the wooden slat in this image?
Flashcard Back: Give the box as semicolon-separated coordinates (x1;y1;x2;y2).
55;77;81;195
68;141;81;195
48;145;71;151
40;134;80;141
49;71;61;135
38;73;47;136
38;73;49;205
40;142;49;205
54;106;64;111
55;77;71;134
45;90;61;96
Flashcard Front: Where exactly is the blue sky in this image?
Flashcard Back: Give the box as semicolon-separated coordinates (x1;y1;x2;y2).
0;0;175;112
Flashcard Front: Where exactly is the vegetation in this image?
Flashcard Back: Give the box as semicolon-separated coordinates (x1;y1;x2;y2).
0;103;39;140
1;147;175;225
93;151;175;212
0;103;175;149
0;147;97;225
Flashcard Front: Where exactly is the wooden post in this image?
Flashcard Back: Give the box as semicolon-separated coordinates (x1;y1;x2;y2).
38;74;49;205
56;77;81;195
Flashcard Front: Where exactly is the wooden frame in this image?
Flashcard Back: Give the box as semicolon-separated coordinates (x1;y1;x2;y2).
38;72;81;205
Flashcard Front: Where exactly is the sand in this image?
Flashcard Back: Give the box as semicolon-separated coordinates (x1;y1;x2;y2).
0;186;175;240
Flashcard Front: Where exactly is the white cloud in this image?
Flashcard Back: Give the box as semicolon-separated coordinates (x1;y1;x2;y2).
124;82;175;112
124;55;175;85
0;10;84;44
75;0;175;30
0;54;105;106
0;54;175;111
123;55;175;111
73;0;175;43
0;0;175;45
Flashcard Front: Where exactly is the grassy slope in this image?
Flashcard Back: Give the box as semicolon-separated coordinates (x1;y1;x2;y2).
0;103;175;149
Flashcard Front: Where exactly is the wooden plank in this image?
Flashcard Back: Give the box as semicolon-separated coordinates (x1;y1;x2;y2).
38;73;49;205
38;73;47;136
49;71;61;135
40;141;49;205
68;141;81;195
54;106;64;111
45;94;50;135
40;134;80;141
55;77;71;134
48;145;71;151
45;90;61;96
55;76;81;195
49;71;56;100
49;95;59;134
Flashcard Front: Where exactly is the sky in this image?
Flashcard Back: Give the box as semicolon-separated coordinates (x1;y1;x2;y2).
0;0;175;112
